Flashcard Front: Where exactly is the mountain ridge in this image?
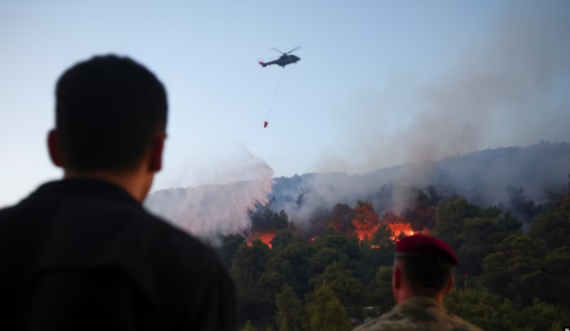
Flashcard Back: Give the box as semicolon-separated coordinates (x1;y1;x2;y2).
144;141;570;236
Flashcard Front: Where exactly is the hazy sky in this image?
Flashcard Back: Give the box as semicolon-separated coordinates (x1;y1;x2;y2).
1;0;567;206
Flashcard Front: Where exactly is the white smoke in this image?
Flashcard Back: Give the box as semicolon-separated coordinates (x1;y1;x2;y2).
144;150;274;241
339;1;570;173
310;1;570;214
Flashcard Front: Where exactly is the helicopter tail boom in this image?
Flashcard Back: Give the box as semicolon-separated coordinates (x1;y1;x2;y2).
259;59;279;67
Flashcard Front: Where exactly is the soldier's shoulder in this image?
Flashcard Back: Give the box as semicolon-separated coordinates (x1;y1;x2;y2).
352;309;417;331
352;310;484;331
407;300;484;331
443;311;485;331
352;301;484;331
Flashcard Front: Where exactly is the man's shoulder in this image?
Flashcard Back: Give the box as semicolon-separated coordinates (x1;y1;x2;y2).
352;303;484;331
132;207;224;271
0;191;225;276
150;213;222;269
0;204;15;218
141;211;234;305
0;205;19;231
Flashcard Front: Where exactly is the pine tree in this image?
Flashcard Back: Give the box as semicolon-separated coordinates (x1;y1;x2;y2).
242;320;256;331
304;284;351;331
275;284;303;331
376;266;395;313
278;319;290;331
547;322;561;331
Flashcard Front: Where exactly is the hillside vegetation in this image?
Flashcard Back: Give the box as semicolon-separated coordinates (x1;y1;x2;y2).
219;178;570;330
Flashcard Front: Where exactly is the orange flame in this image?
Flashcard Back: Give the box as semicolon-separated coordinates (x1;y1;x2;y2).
387;222;415;242
354;225;380;242
309;237;316;242
351;201;380;242
247;232;275;249
359;213;416;249
353;217;415;244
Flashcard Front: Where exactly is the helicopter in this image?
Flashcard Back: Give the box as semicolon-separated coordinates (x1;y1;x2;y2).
259;46;301;68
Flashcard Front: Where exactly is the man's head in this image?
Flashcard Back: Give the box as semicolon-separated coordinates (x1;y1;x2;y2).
48;55;168;200
392;234;457;303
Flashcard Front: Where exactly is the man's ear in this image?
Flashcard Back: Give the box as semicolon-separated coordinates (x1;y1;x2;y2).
148;132;167;173
443;274;454;295
47;129;63;167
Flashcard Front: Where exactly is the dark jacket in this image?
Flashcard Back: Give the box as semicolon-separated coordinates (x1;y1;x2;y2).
0;179;236;331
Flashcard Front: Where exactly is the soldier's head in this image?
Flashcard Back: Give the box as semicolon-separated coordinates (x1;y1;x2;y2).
392;234;457;303
48;55;168;201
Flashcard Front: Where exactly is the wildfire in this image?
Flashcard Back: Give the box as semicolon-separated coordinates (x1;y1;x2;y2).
247;232;276;249
352;201;380;242
354;220;415;244
244;212;417;251
354;226;380;242
352;212;417;248
387;222;415;242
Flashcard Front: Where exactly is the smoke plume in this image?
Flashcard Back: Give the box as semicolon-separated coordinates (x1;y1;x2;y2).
342;1;570;173
144;150;274;241
310;1;570;213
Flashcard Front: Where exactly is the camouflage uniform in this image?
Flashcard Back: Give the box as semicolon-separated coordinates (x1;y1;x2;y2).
353;296;483;331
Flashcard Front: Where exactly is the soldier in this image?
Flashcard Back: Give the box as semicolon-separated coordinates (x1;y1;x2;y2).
353;234;483;331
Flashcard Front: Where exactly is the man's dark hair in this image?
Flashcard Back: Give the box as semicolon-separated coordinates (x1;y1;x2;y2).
400;256;452;296
55;54;168;172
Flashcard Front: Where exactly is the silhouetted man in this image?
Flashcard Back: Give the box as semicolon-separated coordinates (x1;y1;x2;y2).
353;234;483;331
0;55;236;330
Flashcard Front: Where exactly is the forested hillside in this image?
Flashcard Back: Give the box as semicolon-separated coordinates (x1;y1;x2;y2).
146;141;570;238
145;142;570;330
219;179;570;330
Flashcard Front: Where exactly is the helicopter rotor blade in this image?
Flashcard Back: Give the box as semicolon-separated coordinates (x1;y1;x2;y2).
286;46;302;54
270;47;284;54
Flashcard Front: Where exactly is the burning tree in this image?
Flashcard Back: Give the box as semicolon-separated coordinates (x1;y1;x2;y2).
248;208;291;249
385;187;438;231
326;203;355;233
351;201;380;241
387;223;415;241
381;211;415;241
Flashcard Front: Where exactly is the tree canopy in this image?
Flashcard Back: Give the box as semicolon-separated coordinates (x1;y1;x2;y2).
222;181;570;330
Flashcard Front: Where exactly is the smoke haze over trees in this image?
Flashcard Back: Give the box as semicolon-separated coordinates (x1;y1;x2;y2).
145;141;570;240
145;151;274;239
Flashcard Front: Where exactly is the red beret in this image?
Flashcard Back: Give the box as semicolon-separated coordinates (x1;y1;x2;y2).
395;234;458;265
